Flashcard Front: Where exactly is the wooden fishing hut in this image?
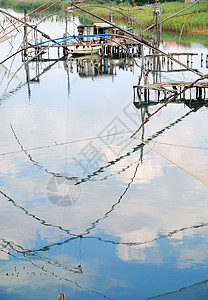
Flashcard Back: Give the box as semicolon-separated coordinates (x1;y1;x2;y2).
133;80;208;104
77;22;141;58
77;22;119;44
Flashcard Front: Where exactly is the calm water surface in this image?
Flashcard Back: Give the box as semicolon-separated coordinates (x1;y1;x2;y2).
0;8;208;300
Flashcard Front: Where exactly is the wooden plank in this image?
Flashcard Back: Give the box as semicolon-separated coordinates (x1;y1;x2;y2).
133;80;208;89
145;53;198;57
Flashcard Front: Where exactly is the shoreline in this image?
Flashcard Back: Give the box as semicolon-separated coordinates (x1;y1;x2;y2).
0;0;207;36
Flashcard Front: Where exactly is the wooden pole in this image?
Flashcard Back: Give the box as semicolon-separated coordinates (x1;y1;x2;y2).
23;9;28;58
0;8;50;39
58;293;65;300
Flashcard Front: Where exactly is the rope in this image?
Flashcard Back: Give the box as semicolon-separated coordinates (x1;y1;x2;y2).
0;0;62;40
150;141;208;150
0;130;135;156
0;0;55;35
133;137;208;187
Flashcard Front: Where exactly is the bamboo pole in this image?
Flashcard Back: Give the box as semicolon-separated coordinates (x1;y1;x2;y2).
0;8;50;39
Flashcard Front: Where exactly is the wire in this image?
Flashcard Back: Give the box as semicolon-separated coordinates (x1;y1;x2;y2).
0;0;63;40
0;0;55;35
151;141;208;150
0;130;135;156
133;137;208;187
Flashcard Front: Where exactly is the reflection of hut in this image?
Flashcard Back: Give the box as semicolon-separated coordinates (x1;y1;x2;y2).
77;22;120;44
75;57;134;78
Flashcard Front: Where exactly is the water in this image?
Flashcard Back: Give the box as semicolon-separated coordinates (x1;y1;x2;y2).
0;8;208;300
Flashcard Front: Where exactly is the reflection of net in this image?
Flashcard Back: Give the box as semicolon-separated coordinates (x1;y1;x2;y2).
47;173;81;207
142;139;208;186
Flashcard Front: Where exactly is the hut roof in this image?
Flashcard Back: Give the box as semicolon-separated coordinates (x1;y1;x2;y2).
78;22;114;29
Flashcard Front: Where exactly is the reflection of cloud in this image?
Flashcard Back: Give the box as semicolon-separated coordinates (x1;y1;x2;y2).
178;244;208;269
0;255;125;299
0;249;9;260
0;30;207;290
134;156;163;185
117;228;161;263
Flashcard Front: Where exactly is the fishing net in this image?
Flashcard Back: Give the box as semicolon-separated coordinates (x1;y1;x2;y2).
140;139;208;186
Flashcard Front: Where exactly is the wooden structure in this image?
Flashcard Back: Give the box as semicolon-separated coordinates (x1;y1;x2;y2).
76;22;141;58
133;80;208;103
152;6;163;47
144;52;199;73
74;57;135;78
77;22;119;43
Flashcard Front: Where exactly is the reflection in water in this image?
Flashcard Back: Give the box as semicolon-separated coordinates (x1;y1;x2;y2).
0;8;208;300
8;104;200;186
148;279;208;299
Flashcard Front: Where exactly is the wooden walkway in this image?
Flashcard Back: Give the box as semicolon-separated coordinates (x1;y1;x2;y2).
133;80;208;103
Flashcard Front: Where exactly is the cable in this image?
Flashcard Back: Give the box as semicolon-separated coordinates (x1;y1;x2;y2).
150;141;208;150
0;130;135;156
0;0;63;40
0;0;55;35
133;137;208;187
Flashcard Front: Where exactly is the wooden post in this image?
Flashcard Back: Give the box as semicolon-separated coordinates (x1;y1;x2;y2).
58;293;65;300
153;6;163;47
23;9;28;59
159;8;163;44
158;90;160;102
140;18;143;38
153;7;156;47
171;55;173;71
144;88;147;102
199;87;202;98
65;9;68;34
133;87;135;102
187;55;189;66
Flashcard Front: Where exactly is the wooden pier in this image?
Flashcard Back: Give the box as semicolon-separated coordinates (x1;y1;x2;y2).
133;80;208;103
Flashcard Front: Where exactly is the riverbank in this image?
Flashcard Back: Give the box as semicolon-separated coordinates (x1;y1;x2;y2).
0;0;207;35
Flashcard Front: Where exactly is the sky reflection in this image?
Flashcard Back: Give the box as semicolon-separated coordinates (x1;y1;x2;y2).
0;7;208;300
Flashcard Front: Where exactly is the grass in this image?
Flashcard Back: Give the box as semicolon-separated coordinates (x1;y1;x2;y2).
79;0;208;34
0;0;207;34
0;0;67;9
162;30;208;47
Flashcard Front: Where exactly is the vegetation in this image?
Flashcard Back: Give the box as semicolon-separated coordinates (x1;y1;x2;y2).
79;0;208;34
0;0;207;34
0;0;66;9
162;30;208;47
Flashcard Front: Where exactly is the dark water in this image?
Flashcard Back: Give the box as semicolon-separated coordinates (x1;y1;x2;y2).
0;8;208;300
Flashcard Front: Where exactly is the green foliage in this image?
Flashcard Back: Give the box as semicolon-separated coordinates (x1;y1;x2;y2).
0;0;67;9
162;30;208;47
0;0;207;34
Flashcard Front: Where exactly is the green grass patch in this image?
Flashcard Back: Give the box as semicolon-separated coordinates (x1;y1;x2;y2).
79;0;208;34
0;0;207;34
162;30;208;47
